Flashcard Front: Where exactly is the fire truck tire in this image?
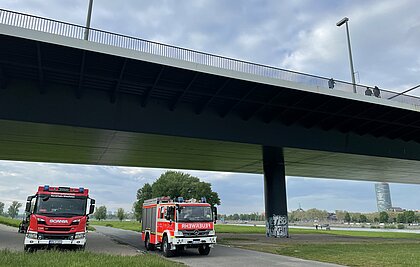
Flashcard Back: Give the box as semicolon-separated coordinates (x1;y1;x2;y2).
198;244;211;255
162;235;175;257
145;234;155;251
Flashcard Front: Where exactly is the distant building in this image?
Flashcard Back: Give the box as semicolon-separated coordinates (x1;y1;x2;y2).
375;183;392;212
327;213;337;221
390;207;404;212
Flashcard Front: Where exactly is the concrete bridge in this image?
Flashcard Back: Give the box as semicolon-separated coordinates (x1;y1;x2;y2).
1;9;420;237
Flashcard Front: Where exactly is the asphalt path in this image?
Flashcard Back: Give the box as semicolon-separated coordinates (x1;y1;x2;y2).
0;224;137;255
93;225;343;267
0;224;343;267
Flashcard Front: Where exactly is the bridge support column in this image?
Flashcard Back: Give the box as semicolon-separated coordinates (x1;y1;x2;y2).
263;146;288;238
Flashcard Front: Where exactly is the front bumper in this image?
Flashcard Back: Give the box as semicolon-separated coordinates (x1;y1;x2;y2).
24;233;86;246
171;236;217;247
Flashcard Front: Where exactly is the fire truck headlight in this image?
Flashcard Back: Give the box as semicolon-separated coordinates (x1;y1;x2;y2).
208;230;215;236
174;231;184;237
74;232;86;239
26;232;38;239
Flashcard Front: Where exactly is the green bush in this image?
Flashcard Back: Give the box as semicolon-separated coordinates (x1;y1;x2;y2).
0;216;21;228
105;223;113;227
384;225;396;229
397;224;405;229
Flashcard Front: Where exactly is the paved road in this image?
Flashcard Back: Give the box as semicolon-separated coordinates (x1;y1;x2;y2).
0;224;137;255
94;225;343;267
0;224;343;267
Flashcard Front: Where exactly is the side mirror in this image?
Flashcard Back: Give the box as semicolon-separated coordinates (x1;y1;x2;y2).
25;196;34;213
89;199;96;215
25;202;31;213
165;206;174;220
212;206;218;224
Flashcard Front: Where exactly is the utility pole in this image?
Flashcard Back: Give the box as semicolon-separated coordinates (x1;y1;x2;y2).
337;17;357;93
84;0;94;40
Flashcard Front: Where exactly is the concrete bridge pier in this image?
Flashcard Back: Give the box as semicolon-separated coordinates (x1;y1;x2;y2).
263;146;288;238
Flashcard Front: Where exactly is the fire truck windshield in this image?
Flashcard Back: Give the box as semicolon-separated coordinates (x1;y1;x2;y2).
34;195;87;217
177;206;212;222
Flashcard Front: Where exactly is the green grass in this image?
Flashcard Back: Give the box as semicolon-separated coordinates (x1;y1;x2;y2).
0;216;21;228
215;224;420;239
256;243;420;267
218;225;420;266
90;220;141;232
215;224;266;234
0;250;181;267
290;228;420;239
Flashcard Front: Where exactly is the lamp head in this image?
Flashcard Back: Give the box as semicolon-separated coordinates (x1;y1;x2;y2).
336;17;349;27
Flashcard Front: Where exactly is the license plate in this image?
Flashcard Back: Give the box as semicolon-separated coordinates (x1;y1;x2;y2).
193;240;201;244
49;240;62;245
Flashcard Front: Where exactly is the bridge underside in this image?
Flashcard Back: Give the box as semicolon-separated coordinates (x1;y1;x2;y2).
1;25;420;184
2;119;420;184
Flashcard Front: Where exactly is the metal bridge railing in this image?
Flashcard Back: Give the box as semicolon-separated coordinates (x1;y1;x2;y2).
1;8;419;108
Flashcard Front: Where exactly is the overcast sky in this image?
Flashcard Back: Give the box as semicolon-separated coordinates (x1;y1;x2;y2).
1;1;420;215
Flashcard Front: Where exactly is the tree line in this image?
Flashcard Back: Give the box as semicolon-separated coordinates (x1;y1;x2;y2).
220;209;420;224
0;201;22;219
289;209;420;224
221;213;265;221
93;206;129;222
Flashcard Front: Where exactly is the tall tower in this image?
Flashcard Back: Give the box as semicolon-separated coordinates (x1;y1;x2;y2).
375;183;392;212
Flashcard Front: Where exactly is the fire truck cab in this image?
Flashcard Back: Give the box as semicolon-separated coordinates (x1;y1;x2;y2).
22;185;95;252
142;197;217;257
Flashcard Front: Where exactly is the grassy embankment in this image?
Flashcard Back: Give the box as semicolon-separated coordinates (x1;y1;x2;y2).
0;250;181;267
215;224;420;239
216;224;420;267
0;216;20;228
90;220;141;232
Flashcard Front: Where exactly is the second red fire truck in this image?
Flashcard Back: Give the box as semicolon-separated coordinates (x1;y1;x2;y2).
142;196;217;257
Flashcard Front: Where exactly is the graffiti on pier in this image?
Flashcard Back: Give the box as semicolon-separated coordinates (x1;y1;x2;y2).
266;214;288;238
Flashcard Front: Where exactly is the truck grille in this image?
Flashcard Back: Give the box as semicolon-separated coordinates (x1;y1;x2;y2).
38;233;74;240
44;227;71;232
181;230;211;237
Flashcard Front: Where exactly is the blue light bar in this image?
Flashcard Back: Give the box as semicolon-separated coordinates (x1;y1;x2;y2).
44;185;49;191
201;197;207;203
178;197;184;203
79;187;84;193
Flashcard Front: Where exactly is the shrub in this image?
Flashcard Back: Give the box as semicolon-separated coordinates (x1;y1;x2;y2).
397;224;405;229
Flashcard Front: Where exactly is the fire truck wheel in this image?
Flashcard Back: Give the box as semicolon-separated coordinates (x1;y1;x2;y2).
162;235;174;257
198;244;211;255
145;234;155;251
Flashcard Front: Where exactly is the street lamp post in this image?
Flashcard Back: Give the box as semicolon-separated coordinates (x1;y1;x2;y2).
336;17;357;94
84;0;94;40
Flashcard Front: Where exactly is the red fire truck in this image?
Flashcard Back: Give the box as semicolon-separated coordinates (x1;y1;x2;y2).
22;185;95;252
142;196;217;257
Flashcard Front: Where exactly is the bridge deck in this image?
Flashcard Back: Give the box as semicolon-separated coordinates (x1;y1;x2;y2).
1;9;420;184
